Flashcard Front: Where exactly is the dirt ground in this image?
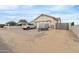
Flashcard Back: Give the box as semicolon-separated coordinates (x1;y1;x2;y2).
0;27;79;53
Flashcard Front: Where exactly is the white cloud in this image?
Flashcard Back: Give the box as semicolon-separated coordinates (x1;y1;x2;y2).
46;5;75;13
0;5;18;10
47;5;66;11
6;16;17;19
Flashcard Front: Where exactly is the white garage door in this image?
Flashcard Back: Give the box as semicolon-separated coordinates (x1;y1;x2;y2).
36;22;50;29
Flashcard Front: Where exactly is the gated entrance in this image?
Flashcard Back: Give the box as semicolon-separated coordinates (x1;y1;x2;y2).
56;23;69;30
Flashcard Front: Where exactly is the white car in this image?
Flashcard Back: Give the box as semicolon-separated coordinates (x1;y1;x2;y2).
22;24;36;30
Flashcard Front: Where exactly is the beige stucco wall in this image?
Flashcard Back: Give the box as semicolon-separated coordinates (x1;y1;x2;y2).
33;15;58;28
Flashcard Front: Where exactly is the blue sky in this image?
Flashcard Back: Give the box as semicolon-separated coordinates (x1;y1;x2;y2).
0;5;79;24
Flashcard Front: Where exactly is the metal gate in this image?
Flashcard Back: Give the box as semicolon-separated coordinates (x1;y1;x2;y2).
56;23;69;30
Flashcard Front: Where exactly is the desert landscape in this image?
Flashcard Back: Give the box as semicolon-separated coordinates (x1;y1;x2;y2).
0;26;79;52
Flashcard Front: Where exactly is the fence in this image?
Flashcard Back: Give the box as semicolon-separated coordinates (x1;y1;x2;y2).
70;25;79;39
56;23;69;30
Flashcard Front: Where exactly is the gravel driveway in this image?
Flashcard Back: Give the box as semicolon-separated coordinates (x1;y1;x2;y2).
0;27;79;52
0;36;13;53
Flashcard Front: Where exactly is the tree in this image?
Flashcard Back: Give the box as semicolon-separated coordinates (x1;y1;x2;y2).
6;21;17;26
18;19;28;26
71;22;74;26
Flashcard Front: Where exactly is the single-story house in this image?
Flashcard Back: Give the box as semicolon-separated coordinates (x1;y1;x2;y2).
32;14;61;29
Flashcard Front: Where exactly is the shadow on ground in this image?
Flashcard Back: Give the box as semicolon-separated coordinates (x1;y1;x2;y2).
0;37;13;53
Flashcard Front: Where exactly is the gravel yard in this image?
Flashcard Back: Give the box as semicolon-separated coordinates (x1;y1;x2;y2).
0;26;79;52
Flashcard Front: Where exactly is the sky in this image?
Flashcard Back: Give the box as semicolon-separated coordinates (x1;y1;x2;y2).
0;5;79;24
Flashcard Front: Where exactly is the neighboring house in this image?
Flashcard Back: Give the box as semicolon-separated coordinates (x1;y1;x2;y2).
32;14;61;29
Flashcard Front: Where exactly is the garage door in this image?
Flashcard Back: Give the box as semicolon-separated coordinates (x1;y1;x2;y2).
36;22;50;29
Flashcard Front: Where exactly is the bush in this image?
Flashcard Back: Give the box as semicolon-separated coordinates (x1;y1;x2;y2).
0;24;5;28
18;19;27;26
71;22;74;26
